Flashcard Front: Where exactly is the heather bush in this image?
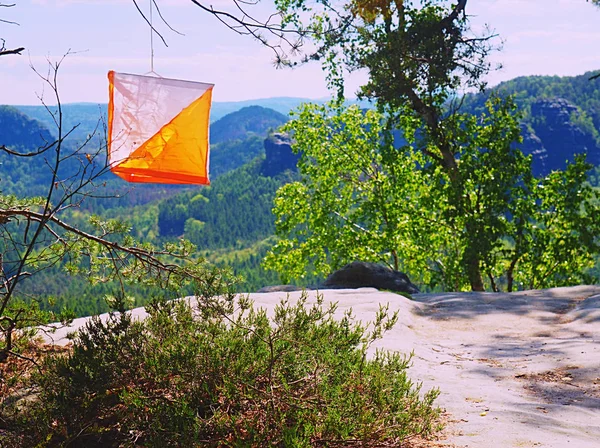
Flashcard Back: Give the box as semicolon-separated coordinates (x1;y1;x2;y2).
21;292;440;447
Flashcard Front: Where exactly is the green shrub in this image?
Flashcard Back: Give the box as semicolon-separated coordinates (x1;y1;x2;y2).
22;292;440;447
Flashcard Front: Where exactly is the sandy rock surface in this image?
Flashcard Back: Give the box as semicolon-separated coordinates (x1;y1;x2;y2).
44;285;600;448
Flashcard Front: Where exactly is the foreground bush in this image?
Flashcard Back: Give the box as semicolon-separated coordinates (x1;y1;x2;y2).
19;293;440;447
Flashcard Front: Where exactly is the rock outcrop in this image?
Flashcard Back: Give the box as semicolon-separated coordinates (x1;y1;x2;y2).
321;261;420;294
261;132;300;176
520;98;600;175
519;123;547;173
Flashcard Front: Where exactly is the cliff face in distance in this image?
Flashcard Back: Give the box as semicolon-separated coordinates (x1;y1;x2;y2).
2;75;600;311
464;72;600;176
520;98;600;175
261;133;299;177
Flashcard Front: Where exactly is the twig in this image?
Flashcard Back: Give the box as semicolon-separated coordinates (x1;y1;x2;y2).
0;47;24;56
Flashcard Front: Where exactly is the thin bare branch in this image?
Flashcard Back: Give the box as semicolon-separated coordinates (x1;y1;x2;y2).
131;0;169;46
152;0;184;36
0;141;56;157
8;350;41;368
0;47;24;56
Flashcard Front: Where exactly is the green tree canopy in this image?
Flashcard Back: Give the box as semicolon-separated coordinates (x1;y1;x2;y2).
265;98;600;291
263;0;600;291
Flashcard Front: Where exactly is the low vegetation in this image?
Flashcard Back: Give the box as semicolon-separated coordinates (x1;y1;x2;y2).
3;291;440;447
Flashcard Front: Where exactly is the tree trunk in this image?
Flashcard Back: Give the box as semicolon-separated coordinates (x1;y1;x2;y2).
487;272;498;292
506;257;518;293
506;270;514;293
392;249;399;271
465;252;485;291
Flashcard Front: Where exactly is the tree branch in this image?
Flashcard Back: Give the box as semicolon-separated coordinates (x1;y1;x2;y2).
131;0;168;47
441;0;467;29
0;47;24;56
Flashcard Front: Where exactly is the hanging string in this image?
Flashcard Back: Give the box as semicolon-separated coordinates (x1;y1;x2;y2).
149;0;156;75
131;0;183;76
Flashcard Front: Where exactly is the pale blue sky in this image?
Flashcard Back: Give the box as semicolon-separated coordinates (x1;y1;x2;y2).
1;0;599;105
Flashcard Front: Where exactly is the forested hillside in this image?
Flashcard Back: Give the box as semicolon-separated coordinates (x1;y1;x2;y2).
158;158;290;245
0;106;53;150
0;104;303;315
467;72;600;128
0;105;289;206
2;73;600;316
0;106;56;197
209;106;289;176
210;106;288;144
464;72;600;175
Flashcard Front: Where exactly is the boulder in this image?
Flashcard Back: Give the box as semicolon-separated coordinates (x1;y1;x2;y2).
321;261;420;294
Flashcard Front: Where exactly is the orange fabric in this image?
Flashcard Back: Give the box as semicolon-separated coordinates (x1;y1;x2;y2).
107;71;213;185
107;71;115;164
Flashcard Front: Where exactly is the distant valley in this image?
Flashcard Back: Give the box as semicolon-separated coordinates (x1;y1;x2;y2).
1;72;600;316
9;72;600;177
